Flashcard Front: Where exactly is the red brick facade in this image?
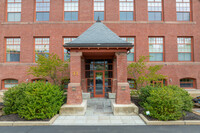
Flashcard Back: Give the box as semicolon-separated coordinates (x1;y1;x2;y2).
0;0;200;104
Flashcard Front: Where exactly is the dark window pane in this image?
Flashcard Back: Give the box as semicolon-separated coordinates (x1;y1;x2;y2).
149;53;163;61
94;12;104;21
6;53;20;62
127;53;134;61
120;12;133;21
180;83;193;88
105;79;112;86
7;13;21;22
85;71;94;78
105;87;112;93
87;87;94;93
177;12;190;21
87;79;94;86
64;12;78;21
148;12;162;21
36;12;49;21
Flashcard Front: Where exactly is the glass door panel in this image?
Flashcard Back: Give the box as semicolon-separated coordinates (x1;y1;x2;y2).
94;71;104;97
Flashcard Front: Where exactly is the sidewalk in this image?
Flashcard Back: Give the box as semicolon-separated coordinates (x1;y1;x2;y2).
53;99;145;125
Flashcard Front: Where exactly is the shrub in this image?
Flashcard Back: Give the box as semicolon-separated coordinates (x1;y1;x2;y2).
3;82;64;120
139;86;157;105
3;83;27;114
169;85;193;112
130;90;140;97
140;85;193;121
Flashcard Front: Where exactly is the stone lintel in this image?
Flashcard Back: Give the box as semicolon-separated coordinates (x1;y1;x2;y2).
68;83;81;87
117;82;129;86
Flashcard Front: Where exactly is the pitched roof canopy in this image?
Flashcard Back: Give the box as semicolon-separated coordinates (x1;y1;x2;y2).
64;21;133;48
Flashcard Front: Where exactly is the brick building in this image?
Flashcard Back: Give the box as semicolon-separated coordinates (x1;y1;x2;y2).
0;0;200;107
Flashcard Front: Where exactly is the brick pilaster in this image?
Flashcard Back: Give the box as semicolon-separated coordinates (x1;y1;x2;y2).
115;52;131;104
67;52;83;105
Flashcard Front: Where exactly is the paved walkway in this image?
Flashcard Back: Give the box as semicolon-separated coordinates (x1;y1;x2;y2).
53;98;145;125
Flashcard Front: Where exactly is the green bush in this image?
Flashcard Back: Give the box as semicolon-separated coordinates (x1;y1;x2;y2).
139;86;158;105
169;85;193;112
3;82;64;120
140;85;193;121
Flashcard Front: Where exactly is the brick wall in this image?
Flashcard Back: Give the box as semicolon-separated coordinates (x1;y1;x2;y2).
0;0;200;90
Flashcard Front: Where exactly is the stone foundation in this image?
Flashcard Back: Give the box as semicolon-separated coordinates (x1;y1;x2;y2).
111;100;138;116
60;100;87;116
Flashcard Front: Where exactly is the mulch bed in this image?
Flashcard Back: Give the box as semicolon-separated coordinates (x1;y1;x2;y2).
132;97;200;121
0;103;50;121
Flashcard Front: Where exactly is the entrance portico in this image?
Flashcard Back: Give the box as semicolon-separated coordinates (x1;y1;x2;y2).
61;20;138;115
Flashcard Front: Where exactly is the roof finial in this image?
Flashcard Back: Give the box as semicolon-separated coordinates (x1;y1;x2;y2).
96;16;101;22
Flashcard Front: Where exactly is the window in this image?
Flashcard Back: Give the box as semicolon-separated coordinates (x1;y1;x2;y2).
32;79;48;83
152;79;167;87
2;79;18;89
128;79;136;89
176;0;191;21
7;0;22;22
94;0;104;21
35;38;49;61
64;0;79;21
62;79;70;89
148;0;162;21
119;0;134;21
6;38;20;62
121;37;135;61
35;0;50;21
63;38;76;61
177;37;192;61
180;78;195;88
149;37;164;61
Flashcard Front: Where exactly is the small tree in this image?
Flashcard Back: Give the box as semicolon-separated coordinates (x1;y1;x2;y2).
128;56;166;90
28;53;69;85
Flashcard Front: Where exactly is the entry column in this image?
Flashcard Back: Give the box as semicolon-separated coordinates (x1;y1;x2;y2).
115;52;131;104
67;52;83;105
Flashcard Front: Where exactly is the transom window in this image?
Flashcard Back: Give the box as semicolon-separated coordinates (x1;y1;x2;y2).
35;38;50;61
64;0;79;21
177;37;192;61
148;0;162;21
121;37;135;61
36;0;50;21
180;78;195;89
176;0;191;21
63;38;76;61
149;37;164;61
6;38;21;62
94;0;104;21
119;0;134;21
2;79;18;89
7;0;22;22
